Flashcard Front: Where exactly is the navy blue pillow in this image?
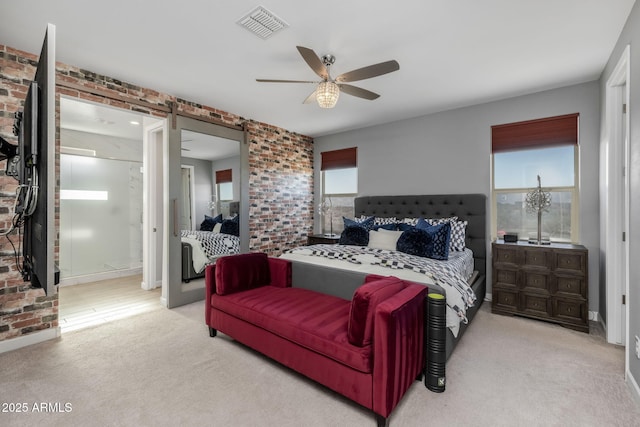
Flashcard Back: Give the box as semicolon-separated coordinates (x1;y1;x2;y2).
339;225;370;246
220;219;239;236
397;222;415;232
372;223;397;231
343;216;375;231
397;228;433;258
200;214;222;231
397;222;451;260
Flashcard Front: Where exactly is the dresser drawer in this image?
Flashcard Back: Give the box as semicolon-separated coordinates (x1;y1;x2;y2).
522;248;551;269
553;275;586;298
552;297;587;324
554;250;586;275
494;245;518;266
493;289;519;311
494;268;518;287
520;292;551;317
521;271;550;293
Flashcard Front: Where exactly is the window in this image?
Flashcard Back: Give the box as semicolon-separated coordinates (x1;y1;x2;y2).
218;182;233;201
491;114;579;243
216;169;233;201
321;147;357;234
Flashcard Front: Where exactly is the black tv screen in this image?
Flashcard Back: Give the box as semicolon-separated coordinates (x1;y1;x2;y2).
20;23;57;294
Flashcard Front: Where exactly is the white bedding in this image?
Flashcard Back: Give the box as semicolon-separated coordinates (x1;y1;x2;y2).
281;245;476;337
181;236;208;273
181;230;240;273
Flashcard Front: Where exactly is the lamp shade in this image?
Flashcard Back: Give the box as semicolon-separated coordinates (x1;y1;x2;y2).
316;81;340;108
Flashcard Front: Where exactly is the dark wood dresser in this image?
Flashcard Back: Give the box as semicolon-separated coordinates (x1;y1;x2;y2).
491;240;589;332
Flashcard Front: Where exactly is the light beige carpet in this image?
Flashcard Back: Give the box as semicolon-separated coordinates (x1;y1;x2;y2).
1;301;639;427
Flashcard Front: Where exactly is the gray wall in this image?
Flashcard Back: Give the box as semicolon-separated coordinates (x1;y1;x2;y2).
314;80;600;313
601;0;640;393
181;156;213;228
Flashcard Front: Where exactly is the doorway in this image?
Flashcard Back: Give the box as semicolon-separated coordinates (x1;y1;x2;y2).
59;97;165;330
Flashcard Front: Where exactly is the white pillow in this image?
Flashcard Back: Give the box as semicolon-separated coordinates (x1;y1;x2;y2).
212;223;222;233
368;229;404;251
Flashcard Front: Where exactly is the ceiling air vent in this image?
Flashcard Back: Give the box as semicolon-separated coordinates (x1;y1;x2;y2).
237;5;289;40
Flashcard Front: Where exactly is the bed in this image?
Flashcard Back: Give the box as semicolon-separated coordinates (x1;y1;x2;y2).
181;230;240;282
181;203;241;282
280;193;487;362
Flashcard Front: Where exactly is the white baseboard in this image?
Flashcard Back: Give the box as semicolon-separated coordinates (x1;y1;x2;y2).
484;293;492;302
0;327;61;354
140;279;162;291
59;267;143;287
627;368;640;404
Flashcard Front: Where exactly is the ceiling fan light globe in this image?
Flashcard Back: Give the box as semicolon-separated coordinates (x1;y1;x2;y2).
316;81;340;108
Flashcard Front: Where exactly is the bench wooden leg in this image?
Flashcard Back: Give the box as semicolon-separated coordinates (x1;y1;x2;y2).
375;413;388;427
209;327;217;337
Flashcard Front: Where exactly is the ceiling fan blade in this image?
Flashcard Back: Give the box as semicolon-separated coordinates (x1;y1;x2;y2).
303;89;317;104
256;79;317;83
296;46;329;80
338;84;380;100
335;60;400;83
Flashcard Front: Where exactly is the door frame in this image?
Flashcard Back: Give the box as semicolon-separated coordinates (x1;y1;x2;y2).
603;45;630;356
180;164;196;231
142;118;166;292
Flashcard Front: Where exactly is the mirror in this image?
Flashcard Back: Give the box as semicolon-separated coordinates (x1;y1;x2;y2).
180;129;240;232
166;115;246;308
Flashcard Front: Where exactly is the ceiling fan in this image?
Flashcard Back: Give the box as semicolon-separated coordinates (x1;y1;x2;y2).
256;46;400;108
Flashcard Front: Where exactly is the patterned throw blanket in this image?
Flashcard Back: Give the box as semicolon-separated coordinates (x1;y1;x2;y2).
180;230;240;258
283;244;476;334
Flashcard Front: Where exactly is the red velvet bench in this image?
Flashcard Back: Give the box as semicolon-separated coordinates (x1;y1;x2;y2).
205;252;426;426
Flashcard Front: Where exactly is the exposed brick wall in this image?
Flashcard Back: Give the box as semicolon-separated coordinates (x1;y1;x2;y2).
0;43;314;342
247;121;314;253
0;45;58;341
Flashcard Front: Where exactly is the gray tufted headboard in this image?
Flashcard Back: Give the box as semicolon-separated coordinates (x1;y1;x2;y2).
354;194;487;276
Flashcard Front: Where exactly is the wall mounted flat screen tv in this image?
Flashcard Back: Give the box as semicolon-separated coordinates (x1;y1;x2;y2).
18;23;58;294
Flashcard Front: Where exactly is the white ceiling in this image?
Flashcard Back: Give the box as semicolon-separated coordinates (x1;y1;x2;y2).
1;1;636;138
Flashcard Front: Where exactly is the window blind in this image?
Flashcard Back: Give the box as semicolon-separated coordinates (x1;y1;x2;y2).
491;113;579;153
215;169;232;183
321;147;357;171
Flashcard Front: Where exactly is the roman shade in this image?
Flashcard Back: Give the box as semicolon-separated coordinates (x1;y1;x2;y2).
491;113;579;153
321;147;357;171
215;169;232;183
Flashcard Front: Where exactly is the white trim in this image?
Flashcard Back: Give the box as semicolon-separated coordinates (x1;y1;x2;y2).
180;164;197;231
58;267;142;287
627;368;640;404
0;327;61;354
143;119;165;291
603;44;630;349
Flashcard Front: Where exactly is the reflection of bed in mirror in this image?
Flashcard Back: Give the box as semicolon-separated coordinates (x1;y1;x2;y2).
181;201;240;282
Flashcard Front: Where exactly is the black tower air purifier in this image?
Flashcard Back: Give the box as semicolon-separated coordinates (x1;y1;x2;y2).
425;293;447;392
